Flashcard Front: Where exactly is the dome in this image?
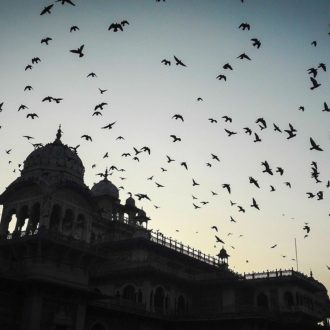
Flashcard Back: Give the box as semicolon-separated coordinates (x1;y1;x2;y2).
21;127;84;183
218;247;229;259
91;178;119;199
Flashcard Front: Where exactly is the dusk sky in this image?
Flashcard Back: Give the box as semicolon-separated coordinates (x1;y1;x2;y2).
0;0;330;291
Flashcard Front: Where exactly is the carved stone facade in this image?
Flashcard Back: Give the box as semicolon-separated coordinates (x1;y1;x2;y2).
0;130;329;330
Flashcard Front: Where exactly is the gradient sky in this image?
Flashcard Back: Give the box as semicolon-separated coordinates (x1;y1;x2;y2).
0;0;329;291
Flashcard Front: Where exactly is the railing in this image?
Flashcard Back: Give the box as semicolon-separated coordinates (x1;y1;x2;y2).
149;231;221;267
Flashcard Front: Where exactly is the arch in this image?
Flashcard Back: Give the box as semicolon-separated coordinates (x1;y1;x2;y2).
50;204;61;231
5;208;17;235
283;291;294;307
122;284;136;301
177;295;185;315
154;286;165;313
256;292;269;309
62;209;74;235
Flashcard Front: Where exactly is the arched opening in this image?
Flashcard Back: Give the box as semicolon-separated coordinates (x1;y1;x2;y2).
27;202;40;234
122;285;135;302
6;209;17;236
284;291;294;307
90;323;106;330
154;287;165;313
62;209;74;236
177;295;185;315
50;204;61;232
256;293;269;309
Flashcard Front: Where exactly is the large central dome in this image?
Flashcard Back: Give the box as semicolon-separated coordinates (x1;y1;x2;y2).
21;127;85;183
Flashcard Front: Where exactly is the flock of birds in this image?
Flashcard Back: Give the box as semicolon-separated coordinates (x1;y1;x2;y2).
0;0;330;273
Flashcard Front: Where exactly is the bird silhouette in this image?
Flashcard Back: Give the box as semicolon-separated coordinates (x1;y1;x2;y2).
170;135;181;142
239;23;250;30
173;55;186;67
322;102;329;112
215;235;225;244
166;155;175;163
25;64;32;71
223;63;233;70
141;146;151;154
70;25;80;32
261;161;273;175
216;74;226;81
224;129;237;137
161;59;171;66
180;162;188;170
197;97;203;101
31;57;41;64
253;133;261;142
222;115;232;123
108;23;124;32
94;102;108;111
81;134;92;141
57;0;75;5
208;118;217;123
193;203;200;209
273;123;282;133
244;127;252;135
99;88;107;94
24;85;33;91
251;38;261;48
102;122;116;129
87;72;97;78
18;104;28;111
309;137;323;151
310;77;321;90
155;182;164;188
307;67;317;78
41;37;52;45
40;4;54;15
249;177;260;188
237;53;251;60
270;244;277;249
26;113;38;119
70;45;84;57
192;179;199;186
311;40;317;47
222;184;231;194
23;135;34;140
251;198;260;210
276;167;284;175
172;114;184;121
318;63;326;72
211;226;218;232
237;205;245;213
211;154;220;161
256;118;267;129
284;123;297;139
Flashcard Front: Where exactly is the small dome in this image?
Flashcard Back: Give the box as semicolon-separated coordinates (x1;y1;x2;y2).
91;178;119;199
126;196;136;207
21;127;84;183
137;208;146;217
218;247;229;259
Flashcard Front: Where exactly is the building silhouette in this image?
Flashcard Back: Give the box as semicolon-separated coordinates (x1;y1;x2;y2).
0;128;329;330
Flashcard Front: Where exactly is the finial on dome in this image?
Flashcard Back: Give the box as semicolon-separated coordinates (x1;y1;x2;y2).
104;167;109;180
55;124;63;143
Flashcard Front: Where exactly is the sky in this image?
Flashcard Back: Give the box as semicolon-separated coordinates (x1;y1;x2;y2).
0;0;329;292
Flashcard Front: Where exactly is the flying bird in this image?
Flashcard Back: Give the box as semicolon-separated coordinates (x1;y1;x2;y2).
222;116;232;123
222;184;231;194
211;154;220;161
180;162;188;170
41;37;52;45
239;22;250;30
251;38;261;48
224;129;237;137
161;59;171;66
56;0;75;5
223;63;233;70
40;4;54;15
70;45;84;57
99;88;107;94
310;77;321;90
70;25;80;32
81;134;92;141
102;122;116;129
173;55;186;67
172;114;184;121
237;53;251;60
322;102;329;112
108;23;124;32
170;135;181;142
309;137;323;151
87;72;97;78
216;74;226;81
192;179;199;186
251;198;260;210
26;113;38;119
209;118;217;123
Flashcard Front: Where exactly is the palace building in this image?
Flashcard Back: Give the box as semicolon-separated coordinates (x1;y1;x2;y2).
0;128;329;330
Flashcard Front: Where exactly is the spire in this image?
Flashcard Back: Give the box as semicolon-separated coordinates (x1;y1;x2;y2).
104;167;109;180
54;124;63;143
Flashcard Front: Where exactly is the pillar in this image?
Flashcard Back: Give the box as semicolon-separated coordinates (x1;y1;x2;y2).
21;291;43;330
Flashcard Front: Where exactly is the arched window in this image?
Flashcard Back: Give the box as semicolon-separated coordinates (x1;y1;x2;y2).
177;295;185;315
6;209;17;235
122;285;135;301
284;291;294;307
256;293;269;309
154;287;165;313
16;205;29;234
50;204;61;231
